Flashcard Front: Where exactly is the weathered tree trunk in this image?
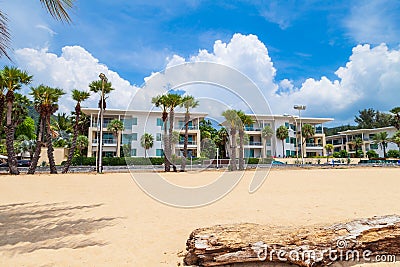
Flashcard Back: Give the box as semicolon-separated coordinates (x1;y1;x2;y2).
62;103;80;173
163;114;170;172
5;91;19;175
0;94;5;134
184;215;400;267
28;116;44;174
45;114;57;174
169;108;176;171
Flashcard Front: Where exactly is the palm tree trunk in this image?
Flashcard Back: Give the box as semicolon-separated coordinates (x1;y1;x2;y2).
0;94;5;134
45;114;57;174
282;140;285;158
163;116;170;172
5;92;19;175
62;104;80;173
230;128;237;171
238;129;244;170
181;112;189;171
168;108;175;169
28;116;44;174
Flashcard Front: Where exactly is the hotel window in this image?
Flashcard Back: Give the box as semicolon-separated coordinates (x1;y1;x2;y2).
266;150;272;156
131;148;137;156
156;149;164;157
266;138;271;146
132;133;138;141
286;137;290;143
285;122;289;128
370;144;378;150
122;134;132;145
122;118;133;129
156;118;163;126
132;117;138;125
156;133;162;141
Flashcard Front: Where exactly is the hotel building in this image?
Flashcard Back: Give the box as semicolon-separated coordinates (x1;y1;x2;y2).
325;126;399;158
82;108;333;158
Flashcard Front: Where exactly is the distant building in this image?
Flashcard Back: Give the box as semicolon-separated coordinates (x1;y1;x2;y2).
325;126;399;158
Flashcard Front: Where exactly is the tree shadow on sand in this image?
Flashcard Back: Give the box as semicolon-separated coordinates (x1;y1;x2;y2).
0;202;121;255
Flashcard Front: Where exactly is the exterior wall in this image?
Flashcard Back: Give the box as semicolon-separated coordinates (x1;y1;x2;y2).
39;147;68;165
83;108;205;158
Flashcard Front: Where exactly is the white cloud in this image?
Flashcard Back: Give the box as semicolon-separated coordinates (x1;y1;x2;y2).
344;1;400;44
15;46;139;113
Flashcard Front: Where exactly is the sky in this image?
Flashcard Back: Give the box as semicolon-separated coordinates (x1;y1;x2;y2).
1;0;400;126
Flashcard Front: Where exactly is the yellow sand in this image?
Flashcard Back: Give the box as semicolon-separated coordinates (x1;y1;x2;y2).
0;168;399;266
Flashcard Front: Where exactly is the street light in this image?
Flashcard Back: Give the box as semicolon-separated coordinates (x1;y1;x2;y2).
294;105;306;165
97;73;107;173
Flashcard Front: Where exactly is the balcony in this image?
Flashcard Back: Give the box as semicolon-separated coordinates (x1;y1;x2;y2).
244;127;261;131
92;139;117;145
175;125;199;130
305;143;323;148
178;140;197;145
248;141;262;146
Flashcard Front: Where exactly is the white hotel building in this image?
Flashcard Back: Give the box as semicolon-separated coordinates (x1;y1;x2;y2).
82;108;333;158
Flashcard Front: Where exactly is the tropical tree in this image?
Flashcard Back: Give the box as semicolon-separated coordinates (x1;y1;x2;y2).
179;95;199;171
390;107;400;130
366;150;379;159
217;127;229;158
373;132;389;158
1;66;32;174
324;144;334;163
140;133;154;158
15;116;36;140
276;125;289;158
236;110;254;170
152;95;170;171
391;131;400;152
51;112;72;138
165;93;182;169
62;89;90;173
0;0;74;59
107;119;124;157
301;124;315;157
28;85;65;174
222;109;240;171
261;125;274;158
76;135;88;154
354;137;363;157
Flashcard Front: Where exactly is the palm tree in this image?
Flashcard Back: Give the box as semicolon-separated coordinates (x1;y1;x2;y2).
28;85;65;174
390;107;400;130
0;0;74;59
301;124;315;158
62;89;90;173
373;132;389;158
76;135;88;154
325;143;334;163
165;94;182;168
179;95;199;171
276;125;289;158
152;95;170;171
354;137;363;157
261;125;273;158
392;131;400;152
217;127;229;158
140;133;154;158
236;110;254;170
222;109;240;171
107;119;124;157
1;66;32;174
51;113;73;138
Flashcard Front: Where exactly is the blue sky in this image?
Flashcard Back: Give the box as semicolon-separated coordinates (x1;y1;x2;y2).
2;0;400;126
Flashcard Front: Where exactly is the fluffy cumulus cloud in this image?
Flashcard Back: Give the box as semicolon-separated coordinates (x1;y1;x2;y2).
15;46;139;113
13;33;400;125
165;34;400;123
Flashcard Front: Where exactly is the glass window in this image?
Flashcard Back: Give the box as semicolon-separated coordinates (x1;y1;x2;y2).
156;133;162;141
286;137;290;143
266;150;272;156
370;144;378;150
266;138;271;146
132;133;138;141
122;134;132;145
156;149;164;157
131;148;137;156
132;117;137;125
156;118;163;126
286;150;291;157
285;122;289;128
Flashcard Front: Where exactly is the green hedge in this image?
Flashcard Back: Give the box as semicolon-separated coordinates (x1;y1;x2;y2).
68;157;165;166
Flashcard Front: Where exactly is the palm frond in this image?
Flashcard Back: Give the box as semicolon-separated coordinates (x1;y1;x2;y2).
40;0;74;23
0;11;11;60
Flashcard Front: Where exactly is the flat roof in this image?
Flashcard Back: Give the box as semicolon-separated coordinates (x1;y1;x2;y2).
249;114;333;124
81;107;208;117
338;126;396;135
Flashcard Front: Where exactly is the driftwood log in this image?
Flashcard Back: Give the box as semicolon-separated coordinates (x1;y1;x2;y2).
184;215;400;266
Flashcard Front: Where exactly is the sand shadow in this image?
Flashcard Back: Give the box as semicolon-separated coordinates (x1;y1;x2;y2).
0;202;121;255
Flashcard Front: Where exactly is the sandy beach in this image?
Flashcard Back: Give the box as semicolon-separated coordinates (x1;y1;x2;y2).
0;168;399;266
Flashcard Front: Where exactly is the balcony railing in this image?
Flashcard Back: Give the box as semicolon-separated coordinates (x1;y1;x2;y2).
92;139;116;145
248;141;262;146
176;125;198;130
178;141;197;145
305;143;323;147
244;127;261;131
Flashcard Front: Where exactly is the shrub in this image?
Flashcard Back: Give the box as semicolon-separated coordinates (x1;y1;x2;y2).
339;150;348;158
366;150;379;159
333;152;341;158
70;156;165;166
246;158;260;164
387;150;400;158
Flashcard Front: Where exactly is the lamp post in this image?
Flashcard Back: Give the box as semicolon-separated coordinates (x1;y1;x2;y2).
97;73;107;173
294;105;306;165
284;114;299;164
